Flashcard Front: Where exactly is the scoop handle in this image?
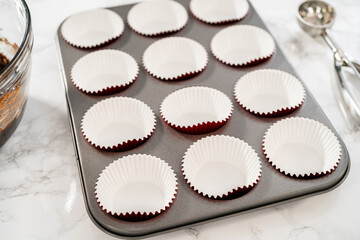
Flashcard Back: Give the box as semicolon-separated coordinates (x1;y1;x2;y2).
322;30;360;81
321;30;360;118
334;58;360;126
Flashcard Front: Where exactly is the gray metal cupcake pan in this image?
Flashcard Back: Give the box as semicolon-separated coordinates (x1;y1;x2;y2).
55;0;350;239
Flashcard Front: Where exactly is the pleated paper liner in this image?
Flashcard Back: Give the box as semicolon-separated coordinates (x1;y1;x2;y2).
143;37;208;80
160;86;233;134
81;97;156;151
95;154;178;221
263;117;341;178
211;25;275;67
190;0;249;25
61;9;124;48
71;49;139;95
234;69;305;117
127;0;188;36
182;135;262;200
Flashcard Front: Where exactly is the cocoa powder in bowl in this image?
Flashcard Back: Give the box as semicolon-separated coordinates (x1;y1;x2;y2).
0;36;28;146
0;52;9;71
0;37;18;72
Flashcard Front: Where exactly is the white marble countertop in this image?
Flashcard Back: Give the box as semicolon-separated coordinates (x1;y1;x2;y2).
1;0;360;239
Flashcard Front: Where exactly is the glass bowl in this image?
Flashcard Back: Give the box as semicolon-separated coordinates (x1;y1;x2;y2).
0;0;33;147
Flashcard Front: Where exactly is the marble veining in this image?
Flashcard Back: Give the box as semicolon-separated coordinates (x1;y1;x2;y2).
1;0;360;239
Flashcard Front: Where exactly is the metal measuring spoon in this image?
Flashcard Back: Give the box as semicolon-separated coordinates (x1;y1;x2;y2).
297;0;360;123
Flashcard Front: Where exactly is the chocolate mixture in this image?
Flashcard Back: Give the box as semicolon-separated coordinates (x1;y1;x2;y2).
0;52;9;71
0;37;18;72
0;36;27;146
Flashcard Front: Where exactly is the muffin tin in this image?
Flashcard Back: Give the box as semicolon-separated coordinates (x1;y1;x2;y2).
55;0;350;239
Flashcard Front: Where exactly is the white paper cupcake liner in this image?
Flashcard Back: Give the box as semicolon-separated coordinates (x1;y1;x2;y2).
182;135;262;199
211;25;275;67
95;154;178;221
81;97;156;151
143;37;208;80
71;49;139;95
234;69;306;117
190;0;249;24
61;9;124;48
160;86;233;134
263;117;341;178
127;0;188;36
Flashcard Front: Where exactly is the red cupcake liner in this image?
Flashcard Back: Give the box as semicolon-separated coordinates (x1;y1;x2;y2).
189;6;249;25
127;17;188;37
142;37;208;81
182;168;260;200
126;0;188;37
81;97;156;152
60;9;125;49
160;87;233;134
61;33;123;49
71;71;139;95
261;117;342;179
181;135;262;199
234;93;305;117
95;186;178;221
211;47;275;67
142;59;208;81
262;142;341;179
161;115;231;134
81;127;154;152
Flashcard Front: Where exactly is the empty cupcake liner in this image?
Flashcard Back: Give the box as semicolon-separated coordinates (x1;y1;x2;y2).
71;49;139;95
182;135;262;199
81;97;156;151
190;0;249;24
143;37;208;80
211;25;275;67
160;86;233;134
263;117;341;178
95;154;178;221
234;69;306;117
61;9;124;48
127;0;188;36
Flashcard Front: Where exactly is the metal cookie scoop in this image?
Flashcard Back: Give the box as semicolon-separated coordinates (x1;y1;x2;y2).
297;0;360;126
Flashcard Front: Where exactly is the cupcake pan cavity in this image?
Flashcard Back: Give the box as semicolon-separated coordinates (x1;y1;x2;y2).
81;97;156;151
56;0;350;238
211;25;275;66
182;135;261;199
95;154;178;221
263;117;341;178
190;0;249;24
61;9;124;48
234;69;305;117
160;86;233;134
143;37;208;80
71;50;139;95
128;0;188;36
